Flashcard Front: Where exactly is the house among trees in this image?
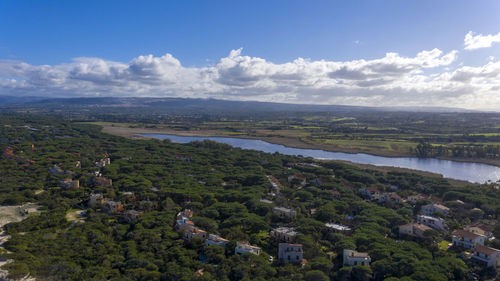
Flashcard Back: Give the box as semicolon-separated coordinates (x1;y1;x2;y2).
267;175;284;194
93;177;112;186
359;187;380;200
102;200;124;214
50;165;73;175
121;210;142;223
325;223;352;234
406;193;427;204
287;174;306;187
183;227;207;241
95;157;111;168
205;234;230;248
88;193;104;208
271;227;300;242
398;223;432;238
343;249;371;267
416;215;446;231
472;245;500;267
421;203;450;216
273;206;297;219
60;178;79;189
378;192;402;204
278;243;303;264
175;210;195;232
235;242;261;255
451;230;485;249
465;222;494;239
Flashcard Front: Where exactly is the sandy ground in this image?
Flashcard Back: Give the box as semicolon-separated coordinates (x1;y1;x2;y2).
0;204;39;281
65;210;85;223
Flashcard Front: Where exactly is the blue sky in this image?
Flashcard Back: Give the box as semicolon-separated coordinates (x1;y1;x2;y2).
1;0;500;109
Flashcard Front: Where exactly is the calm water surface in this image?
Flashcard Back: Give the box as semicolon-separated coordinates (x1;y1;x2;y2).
141;134;500;183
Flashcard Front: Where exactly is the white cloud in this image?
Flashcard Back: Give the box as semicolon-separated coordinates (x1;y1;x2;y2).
1;47;500;110
464;31;500;50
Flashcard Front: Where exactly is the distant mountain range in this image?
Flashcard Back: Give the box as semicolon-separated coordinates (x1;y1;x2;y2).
0;95;479;113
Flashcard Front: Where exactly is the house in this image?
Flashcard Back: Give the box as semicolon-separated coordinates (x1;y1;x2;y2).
406;194;427;204
287;174;306;187
471;245;500;267
102;200;124;214
60;179;79;189
416;215;446;231
421;204;450;216
465;223;494;238
343;249;371;267
378;192;402;204
273;207;297;218
310;178;328;186
184;227;207;241
175;217;195;232
267;175;284;194
451;230;485;249
235;242;261;255
205;234;230;248
121;210;142;223
93;177;112;186
271;227;300;242
259;199;273;204
329;189;341;199
398;223;432;238
278;243;303;264
88;193;104;208
50;165;72;175
120;191;136;203
95;157;111;168
325;223;352;234
359;187;380;200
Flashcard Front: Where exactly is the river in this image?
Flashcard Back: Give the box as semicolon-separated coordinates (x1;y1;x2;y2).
140;134;500;183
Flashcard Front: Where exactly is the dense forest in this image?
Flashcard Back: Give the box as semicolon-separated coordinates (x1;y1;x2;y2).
1;114;500;280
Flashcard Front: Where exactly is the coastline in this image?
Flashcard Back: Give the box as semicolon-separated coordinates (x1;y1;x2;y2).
99;125;500;168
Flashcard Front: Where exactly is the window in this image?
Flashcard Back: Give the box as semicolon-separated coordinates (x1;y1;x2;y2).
288;255;290;260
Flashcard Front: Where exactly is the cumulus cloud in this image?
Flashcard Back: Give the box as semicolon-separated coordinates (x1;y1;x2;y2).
0;47;499;110
464;31;500;50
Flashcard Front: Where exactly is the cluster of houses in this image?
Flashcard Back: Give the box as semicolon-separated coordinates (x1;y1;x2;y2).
451;223;500;267
174;209;308;265
88;192;144;223
394;197;500;269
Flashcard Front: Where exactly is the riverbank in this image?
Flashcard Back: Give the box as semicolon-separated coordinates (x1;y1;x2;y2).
99;125;500;168
0;204;39;281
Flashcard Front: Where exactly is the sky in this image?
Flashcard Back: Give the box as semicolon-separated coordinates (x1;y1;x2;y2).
1;0;500;110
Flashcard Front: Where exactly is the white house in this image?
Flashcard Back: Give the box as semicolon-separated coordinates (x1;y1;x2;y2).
472;245;500;267
343;249;371;267
235;242;261;255
325;223;352;234
398;223;432;238
416;215;446;231
451;230;485;249
421;204;450;216
278;243;303;264
205;234;230;248
271;227;300;242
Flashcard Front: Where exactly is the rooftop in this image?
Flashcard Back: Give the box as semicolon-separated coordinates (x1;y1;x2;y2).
475;245;500;255
452;230;482;240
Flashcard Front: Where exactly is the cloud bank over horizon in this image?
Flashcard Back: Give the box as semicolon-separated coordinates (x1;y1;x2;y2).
1;32;500;110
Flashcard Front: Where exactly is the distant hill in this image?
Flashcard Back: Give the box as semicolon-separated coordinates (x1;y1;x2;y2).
0;96;476;113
